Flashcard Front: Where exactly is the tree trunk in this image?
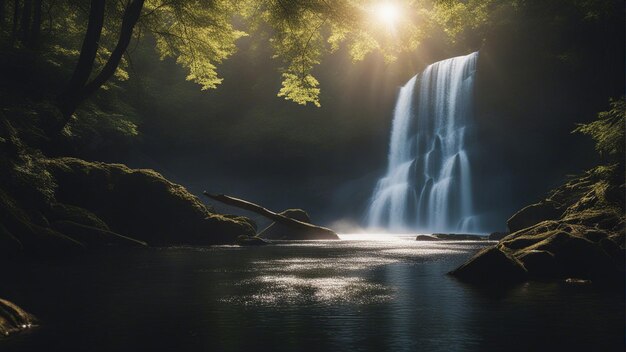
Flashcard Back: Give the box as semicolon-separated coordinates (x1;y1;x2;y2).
55;0;105;128
56;0;144;132
28;0;40;46
80;0;144;100
0;0;6;30
203;192;339;239
18;0;30;42
10;0;19;43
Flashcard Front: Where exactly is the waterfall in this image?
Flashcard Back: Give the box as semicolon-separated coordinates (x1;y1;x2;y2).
367;52;479;233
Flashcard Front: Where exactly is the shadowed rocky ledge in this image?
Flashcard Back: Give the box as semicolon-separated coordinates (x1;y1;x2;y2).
450;165;625;284
0;119;256;257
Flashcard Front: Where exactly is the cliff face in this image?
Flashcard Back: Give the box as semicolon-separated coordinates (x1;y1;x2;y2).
451;165;625;283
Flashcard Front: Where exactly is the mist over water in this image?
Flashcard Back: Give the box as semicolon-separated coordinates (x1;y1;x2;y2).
367;52;480;233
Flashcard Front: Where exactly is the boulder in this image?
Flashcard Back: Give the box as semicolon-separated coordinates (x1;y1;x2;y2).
415;235;441;241
488;231;509;241
235;235;270;246
50;221;147;248
257;209;338;240
0;298;37;337
45;158;255;246
449;246;527;283
432;233;488;240
517;250;557;278
45;203;110;231
532;232;618;279
507;201;563;233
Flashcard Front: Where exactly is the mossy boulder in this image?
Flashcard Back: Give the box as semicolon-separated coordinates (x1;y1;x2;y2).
45;203;110;230
507;201;563;233
45;157;255;245
0;188;84;258
449;246;527;283
0;298;37;337
488;231;509;241
452;166;625;283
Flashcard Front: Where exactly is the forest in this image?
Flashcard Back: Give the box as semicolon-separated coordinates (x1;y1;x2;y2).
0;1;624;351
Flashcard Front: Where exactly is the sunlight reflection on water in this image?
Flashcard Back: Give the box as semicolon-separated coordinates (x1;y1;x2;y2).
219;233;485;306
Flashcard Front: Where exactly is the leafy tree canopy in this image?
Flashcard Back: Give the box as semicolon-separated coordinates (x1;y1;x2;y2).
0;0;620;109
575;97;625;160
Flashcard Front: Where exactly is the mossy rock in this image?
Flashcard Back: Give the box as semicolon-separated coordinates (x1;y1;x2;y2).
507;201;563;233
449;246;527;283
50;221;146;248
530;232;619;280
45;157;255;245
46;203;110;230
516;250;557;278
0;188;84;257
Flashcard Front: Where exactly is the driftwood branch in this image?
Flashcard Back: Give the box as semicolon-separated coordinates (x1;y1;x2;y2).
202;192;338;239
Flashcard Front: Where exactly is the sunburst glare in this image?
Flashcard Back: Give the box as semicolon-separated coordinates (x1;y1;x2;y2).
373;2;401;29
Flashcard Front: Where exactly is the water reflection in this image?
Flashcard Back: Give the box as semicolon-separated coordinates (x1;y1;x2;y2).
2;235;623;352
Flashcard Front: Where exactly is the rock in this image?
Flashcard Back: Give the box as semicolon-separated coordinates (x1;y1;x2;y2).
415;235;441;241
257;209;339;240
532;231;619;280
432;233;488;240
235;235;270;246
608;232;625;248
449;246;527;283
488;231;509;241
507;201;563;233
581;229;608;242
0;298;37;337
45;158;255;245
0;188;85;257
45;203;110;231
517;250;557;278
50;221;147;248
278;209;311;223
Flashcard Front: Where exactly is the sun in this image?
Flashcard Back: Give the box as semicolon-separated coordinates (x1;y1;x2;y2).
375;2;401;27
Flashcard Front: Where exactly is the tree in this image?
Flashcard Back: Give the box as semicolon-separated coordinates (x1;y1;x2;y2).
574;97;625;161
10;0;618;134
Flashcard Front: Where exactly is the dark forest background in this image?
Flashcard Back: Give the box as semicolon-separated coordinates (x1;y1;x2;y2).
0;0;623;232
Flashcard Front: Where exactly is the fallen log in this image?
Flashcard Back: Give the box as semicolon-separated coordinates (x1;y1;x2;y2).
203;192;339;240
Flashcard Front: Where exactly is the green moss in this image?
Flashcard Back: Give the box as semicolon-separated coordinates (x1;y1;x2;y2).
47;203;110;230
45;157;255;245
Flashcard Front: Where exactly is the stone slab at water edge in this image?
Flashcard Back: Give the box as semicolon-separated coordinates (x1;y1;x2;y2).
450;165;625;283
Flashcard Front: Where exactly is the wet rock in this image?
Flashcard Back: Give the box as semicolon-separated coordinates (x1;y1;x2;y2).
415;235;441;241
235;235;270;246
507;201;563;233
517;250;557;278
449;246;527;283
488;231;509;241
432;233;488;240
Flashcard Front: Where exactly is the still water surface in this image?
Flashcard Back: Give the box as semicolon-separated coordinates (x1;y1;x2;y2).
3;234;624;351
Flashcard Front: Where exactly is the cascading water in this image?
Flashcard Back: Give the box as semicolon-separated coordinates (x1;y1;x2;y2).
367;52;479;233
